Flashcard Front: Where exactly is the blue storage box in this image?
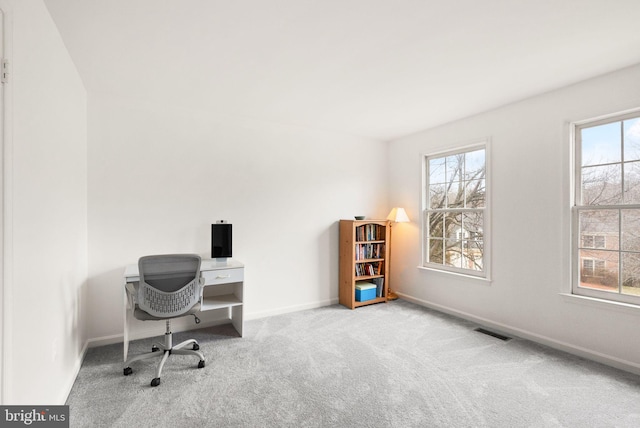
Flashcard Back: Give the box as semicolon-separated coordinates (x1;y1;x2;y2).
355;283;377;302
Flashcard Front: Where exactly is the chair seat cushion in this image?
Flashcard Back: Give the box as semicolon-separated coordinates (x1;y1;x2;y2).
134;302;201;321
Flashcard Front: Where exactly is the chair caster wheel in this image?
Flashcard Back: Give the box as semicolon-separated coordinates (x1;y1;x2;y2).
198;360;205;369
123;367;132;376
151;378;161;387
192;343;200;351
151;345;159;352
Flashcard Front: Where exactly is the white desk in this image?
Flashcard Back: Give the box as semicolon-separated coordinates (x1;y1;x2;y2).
123;258;244;361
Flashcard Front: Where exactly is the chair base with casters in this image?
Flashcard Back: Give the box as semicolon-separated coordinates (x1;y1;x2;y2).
124;318;205;387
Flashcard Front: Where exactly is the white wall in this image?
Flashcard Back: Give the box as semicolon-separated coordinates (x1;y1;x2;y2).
87;95;388;342
1;0;88;404
388;64;640;373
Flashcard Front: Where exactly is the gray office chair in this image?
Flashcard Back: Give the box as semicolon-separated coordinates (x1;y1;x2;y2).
123;254;205;387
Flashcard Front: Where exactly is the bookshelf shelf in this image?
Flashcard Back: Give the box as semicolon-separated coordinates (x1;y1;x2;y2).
339;219;390;309
355;275;384;280
352;297;387;308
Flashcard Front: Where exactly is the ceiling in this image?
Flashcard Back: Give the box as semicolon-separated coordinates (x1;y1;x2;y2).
44;0;640;141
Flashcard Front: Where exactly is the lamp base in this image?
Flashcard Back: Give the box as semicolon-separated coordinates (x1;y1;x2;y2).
387;290;399;301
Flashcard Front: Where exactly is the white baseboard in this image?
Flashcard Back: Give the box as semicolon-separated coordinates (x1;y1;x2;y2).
86;333;123;349
59;341;89;405
245;298;339;320
399;292;640;376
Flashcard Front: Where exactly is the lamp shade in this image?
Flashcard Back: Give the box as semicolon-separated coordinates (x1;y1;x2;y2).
386;207;410;223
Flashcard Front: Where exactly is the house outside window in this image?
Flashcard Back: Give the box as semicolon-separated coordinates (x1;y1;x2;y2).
573;110;640;304
423;144;488;277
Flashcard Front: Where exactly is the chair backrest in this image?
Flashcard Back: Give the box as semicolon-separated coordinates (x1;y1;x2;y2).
137;254;202;318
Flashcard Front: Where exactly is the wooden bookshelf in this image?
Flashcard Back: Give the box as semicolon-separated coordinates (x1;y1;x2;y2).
339;219;390;309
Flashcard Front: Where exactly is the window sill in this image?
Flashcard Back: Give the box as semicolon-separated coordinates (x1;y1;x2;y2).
560;293;640;315
417;266;492;284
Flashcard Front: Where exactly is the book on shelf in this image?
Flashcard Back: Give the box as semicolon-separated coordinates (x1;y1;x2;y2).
355;243;385;260
354;261;383;277
371;277;384;297
355;224;385;242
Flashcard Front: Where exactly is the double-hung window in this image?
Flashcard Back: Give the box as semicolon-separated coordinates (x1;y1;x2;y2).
573;111;640;305
423;144;488;277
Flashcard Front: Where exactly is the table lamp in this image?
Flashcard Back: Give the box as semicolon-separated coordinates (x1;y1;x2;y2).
386;207;410;300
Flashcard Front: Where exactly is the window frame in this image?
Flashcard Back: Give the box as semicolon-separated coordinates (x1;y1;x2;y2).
421;141;490;279
572;109;640;306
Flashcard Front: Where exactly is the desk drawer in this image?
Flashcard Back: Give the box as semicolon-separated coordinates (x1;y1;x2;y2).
202;268;244;285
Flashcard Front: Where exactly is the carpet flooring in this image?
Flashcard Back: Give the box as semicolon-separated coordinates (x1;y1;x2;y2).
66;300;640;427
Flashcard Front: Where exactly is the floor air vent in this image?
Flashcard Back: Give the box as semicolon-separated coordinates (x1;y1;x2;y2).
474;327;511;341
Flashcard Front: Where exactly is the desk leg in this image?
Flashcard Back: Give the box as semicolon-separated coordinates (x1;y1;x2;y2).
123;286;132;363
231;305;243;337
122;291;129;362
232;281;244;337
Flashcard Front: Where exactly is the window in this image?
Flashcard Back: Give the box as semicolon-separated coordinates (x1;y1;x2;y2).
573;111;640;304
423;144;487;277
582;258;606;277
581;234;606;249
